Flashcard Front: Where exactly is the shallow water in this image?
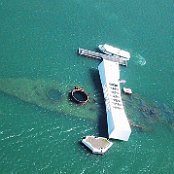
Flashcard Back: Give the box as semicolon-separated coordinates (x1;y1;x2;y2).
0;0;174;173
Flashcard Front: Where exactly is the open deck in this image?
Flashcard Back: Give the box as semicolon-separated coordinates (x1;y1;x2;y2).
82;136;113;155
78;48;128;66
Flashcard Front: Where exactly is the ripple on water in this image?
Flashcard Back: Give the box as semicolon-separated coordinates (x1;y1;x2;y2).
133;53;146;66
1;90;174;173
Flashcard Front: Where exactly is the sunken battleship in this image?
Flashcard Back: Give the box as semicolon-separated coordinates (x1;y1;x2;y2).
0;78;101;120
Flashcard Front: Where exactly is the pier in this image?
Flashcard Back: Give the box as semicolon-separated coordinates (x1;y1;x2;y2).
78;48;128;66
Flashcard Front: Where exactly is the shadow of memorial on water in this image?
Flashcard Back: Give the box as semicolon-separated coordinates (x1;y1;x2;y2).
89;68;109;138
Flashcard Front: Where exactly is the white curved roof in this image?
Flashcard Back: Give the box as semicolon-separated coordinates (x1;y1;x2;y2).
98;59;131;141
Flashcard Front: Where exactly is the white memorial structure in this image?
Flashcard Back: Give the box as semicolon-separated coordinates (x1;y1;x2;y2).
98;59;131;141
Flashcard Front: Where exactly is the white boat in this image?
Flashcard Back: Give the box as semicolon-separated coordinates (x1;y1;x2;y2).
123;87;132;95
119;79;127;84
98;44;131;60
82;136;113;155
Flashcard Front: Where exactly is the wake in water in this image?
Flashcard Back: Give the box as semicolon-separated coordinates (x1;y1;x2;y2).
133;53;146;66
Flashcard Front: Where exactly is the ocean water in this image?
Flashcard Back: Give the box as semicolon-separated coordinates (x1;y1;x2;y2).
0;0;174;173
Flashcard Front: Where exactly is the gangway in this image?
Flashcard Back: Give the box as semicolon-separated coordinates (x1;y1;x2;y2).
78;48;128;66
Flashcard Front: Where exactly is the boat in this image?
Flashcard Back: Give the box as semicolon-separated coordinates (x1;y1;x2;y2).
119;79;127;84
98;44;131;60
82;136;113;155
123;87;132;95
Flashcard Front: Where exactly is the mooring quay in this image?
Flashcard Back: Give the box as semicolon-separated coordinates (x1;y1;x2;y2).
78;48;129;66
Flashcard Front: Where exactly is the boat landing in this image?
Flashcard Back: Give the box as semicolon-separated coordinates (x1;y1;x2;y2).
78;48;128;66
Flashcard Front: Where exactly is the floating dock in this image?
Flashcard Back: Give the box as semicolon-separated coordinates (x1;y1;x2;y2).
78;48;129;66
82;136;113;155
98;59;131;141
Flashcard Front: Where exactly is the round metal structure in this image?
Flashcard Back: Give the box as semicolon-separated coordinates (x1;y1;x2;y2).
70;87;89;105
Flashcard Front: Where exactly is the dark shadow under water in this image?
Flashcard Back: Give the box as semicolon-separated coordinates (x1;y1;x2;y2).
89;68;108;138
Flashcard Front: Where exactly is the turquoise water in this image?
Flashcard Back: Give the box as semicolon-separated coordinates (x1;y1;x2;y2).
0;0;174;173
